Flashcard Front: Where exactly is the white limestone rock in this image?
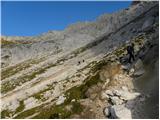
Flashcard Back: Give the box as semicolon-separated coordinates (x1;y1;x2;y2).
8;99;20;111
24;97;38;110
110;105;132;119
113;90;141;101
103;107;110;117
111;96;124;105
56;94;66;105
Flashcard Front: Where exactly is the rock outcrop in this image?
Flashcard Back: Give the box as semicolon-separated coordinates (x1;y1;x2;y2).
109;105;132;119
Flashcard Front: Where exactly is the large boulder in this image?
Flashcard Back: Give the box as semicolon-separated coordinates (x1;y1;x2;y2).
133;59;145;76
110;105;132;119
113;90;141;101
103;88;141;101
111;96;124;105
134;59;144;70
121;63;131;71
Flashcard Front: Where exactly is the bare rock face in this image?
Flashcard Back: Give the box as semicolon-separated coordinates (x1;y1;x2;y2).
1;1;158;67
24;97;38;110
142;17;155;31
109;105;132;119
1;49;12;67
133;59;145;76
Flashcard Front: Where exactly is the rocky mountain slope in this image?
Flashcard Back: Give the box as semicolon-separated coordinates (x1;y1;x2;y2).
1;1;159;119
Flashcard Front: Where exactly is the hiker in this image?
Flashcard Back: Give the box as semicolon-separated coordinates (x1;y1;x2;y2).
78;61;80;65
127;43;135;63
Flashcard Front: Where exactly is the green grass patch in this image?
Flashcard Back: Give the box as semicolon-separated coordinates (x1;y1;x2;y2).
1;82;15;94
31;85;54;101
1;63;56;94
77;61;97;73
1;58;45;80
33;100;83;119
45;73;102;119
11;51;108;119
33;93;43;100
16;101;25;113
91;60;107;73
14;106;39;119
114;47;126;57
71;102;83;114
65;72;102;103
47;105;72;119
1;110;14;119
1;101;25;118
26;72;102;119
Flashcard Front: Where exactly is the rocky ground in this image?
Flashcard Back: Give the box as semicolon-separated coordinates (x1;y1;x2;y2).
1;1;159;119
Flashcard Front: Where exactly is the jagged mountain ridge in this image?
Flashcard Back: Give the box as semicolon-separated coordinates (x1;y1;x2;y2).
1;1;158;67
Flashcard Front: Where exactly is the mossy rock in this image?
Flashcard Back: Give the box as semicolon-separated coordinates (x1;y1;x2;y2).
91;60;107;73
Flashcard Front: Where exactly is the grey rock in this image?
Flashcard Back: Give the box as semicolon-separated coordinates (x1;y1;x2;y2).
133;69;145;76
113;90;141;101
111;96;124;105
103;107;110;117
129;68;135;75
105;89;140;101
110;105;132;119
142;17;155;31
56;94;66;105
121;63;131;70
134;59;144;70
134;59;145;76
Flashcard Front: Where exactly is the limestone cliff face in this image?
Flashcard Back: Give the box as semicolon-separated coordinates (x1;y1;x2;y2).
1;1;158;67
1;1;159;119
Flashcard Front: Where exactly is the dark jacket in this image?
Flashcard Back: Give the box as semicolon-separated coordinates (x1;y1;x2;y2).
127;45;134;54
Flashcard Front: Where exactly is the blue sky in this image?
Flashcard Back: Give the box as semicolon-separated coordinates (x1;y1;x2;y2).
1;1;132;36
